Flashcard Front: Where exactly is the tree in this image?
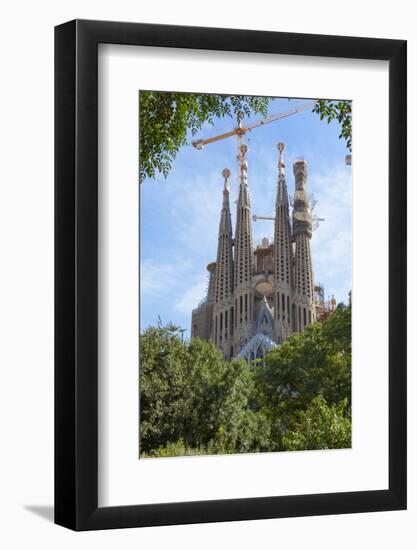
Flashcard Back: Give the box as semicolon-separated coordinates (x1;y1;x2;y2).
139;321;190;453
312;100;352;151
183;338;270;453
255;303;351;450
282;395;351;451
139;321;270;456
139;92;269;182
139;305;351;457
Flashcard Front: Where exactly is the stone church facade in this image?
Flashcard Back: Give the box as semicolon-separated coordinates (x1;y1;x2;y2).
191;142;317;362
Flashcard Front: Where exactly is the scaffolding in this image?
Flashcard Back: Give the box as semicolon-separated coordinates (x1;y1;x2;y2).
314;283;337;321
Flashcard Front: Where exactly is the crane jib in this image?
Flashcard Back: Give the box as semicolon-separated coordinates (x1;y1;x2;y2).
192;100;318;149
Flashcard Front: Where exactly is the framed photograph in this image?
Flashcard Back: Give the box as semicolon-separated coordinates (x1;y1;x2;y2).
55;19;406;530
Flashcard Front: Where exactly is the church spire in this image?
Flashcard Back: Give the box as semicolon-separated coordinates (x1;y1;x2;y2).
211;168;235;360
276;141;289;205
233;143;254;353
214;168;234;304
292;159;316;331
234;143;253;289
273;142;294;342
274;142;292;284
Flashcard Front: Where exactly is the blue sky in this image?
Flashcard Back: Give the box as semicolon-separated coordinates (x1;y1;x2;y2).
140;97;352;338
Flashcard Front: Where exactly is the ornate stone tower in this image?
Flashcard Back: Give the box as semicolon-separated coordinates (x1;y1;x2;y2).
273;142;294;343
212;169;235;359
233;144;254;354
292;159;316;331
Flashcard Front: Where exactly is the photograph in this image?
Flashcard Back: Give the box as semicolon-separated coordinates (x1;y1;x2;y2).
139;91;352;458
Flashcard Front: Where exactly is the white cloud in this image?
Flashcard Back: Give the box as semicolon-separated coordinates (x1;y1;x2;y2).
309;167;352;301
171;171;221;256
174;277;208;315
141;256;195;295
140;259;176;297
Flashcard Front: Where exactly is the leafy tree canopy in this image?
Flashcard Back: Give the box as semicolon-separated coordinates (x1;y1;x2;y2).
313;100;352;150
254;303;351;450
282;395;351;451
139;303;351;457
139;321;270;456
139;92;269;182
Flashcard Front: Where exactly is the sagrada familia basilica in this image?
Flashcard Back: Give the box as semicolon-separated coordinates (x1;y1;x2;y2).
191;142;335;362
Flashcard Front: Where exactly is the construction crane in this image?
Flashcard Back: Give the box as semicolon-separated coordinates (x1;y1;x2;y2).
252;212;324;232
191;100;318;151
192;99;325;232
253;192;325;232
252;214;274;222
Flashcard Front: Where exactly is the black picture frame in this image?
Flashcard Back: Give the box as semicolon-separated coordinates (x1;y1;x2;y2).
55;19;407;531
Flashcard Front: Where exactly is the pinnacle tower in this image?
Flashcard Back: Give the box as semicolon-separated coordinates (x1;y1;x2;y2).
214;168;234;304
212;169;235;359
273;142;294;342
292;159;315;331
233;143;254;352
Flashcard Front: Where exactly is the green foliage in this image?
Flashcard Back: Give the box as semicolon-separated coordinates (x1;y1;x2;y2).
139;321;189;453
140;439;208;458
255;304;351;450
282;395;351;451
139;92;269;182
313;100;352;150
139;304;351;457
139;321;270;457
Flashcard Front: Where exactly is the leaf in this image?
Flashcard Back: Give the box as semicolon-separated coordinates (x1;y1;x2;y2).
139;92;269;183
312;99;352;151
